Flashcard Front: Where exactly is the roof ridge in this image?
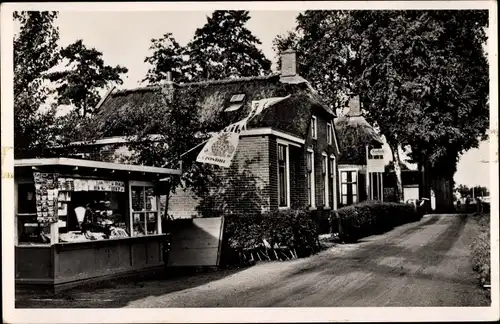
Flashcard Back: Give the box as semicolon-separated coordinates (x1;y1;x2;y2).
112;73;281;95
177;73;280;87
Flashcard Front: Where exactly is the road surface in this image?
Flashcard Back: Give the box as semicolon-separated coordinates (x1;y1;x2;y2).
16;214;490;308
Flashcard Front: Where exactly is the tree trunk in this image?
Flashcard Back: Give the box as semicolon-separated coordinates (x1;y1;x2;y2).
431;174;454;213
389;143;404;203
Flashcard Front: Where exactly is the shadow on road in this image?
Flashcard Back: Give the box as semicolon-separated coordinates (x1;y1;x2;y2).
15;266;249;308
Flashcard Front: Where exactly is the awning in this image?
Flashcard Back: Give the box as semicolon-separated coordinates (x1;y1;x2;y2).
14;158;182;178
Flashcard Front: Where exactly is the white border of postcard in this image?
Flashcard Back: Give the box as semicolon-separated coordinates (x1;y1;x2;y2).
2;1;499;323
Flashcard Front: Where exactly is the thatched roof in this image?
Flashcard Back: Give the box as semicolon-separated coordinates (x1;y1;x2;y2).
334;115;383;165
90;73;334;139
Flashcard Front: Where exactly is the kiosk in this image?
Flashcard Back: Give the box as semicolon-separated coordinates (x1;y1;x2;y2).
14;158;180;291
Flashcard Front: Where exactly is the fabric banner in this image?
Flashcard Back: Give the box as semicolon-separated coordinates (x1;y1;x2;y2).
196;130;240;168
197;95;291;168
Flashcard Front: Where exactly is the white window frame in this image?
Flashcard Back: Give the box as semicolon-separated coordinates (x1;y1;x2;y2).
311;116;317;139
129;180;161;236
330;155;337;210
339;168;359;205
306;147;316;209
277;140;291;209
322;153;329;208
327;122;333;145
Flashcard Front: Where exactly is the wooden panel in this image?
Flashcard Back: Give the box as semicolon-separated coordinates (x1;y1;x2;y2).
117;243;132;267
131;242;147;267
57;248;95;278
15;246;53;279
17;236;167;289
168;217;223;267
146;241;161;264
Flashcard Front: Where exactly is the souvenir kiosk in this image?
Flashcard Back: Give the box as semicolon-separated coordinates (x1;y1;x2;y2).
14;158;181;291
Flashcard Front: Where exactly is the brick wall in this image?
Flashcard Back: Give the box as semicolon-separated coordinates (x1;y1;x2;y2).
305;108;339;233
290;145;308;209
191;135;272;218
307;109;337;209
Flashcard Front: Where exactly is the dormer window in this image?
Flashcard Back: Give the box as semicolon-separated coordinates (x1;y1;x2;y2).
224;93;246;112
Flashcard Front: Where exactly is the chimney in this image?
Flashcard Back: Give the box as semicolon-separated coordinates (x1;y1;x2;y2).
347;95;361;117
281;49;297;77
160;71;175;101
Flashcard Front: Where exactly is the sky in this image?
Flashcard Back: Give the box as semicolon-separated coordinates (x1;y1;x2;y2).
27;11;497;189
55;11;301;89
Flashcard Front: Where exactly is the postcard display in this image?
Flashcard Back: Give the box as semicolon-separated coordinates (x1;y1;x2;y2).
33;172;125;227
33;172;60;224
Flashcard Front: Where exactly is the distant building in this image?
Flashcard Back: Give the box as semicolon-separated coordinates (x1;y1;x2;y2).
334;96;385;207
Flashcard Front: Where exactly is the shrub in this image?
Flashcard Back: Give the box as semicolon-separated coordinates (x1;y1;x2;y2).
471;213;490;285
223;208;320;264
334;200;421;242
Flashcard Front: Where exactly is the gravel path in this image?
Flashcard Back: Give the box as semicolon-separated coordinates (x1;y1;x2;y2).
16;214;490;308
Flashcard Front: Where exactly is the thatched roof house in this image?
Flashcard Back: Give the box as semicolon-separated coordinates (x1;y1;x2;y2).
334;96;383;166
89;72;335;141
60;50;342;222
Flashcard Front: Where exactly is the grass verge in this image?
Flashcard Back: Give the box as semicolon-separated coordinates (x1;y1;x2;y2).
471;212;490;286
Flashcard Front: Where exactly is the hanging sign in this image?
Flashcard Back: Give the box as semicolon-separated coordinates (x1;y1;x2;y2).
370;148;385;156
367;159;385;173
367;145;385;173
197;95;291;168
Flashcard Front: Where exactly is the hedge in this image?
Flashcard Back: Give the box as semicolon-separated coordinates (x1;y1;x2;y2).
222;209;321;264
333;200;421;242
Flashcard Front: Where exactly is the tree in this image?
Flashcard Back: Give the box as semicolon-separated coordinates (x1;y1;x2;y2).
186;10;272;81
273;11;354;110
121;87;218;224
142;33;189;85
14;11;60;158
47;40;128;117
273;10;489;209
455;184;489;198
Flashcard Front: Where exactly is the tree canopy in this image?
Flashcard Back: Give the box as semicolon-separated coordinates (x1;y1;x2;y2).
143;10;272;84
47;39;128;117
187;10;272;81
14;11;60;158
143;33;188;84
123;87;218;202
274;10;489;207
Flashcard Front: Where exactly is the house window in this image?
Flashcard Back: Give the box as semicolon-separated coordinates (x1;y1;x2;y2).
341;170;358;205
322;153;329;207
130;182;159;236
329;155;336;209
311;116;317;139
327;123;333;145
278;143;290;208
306;149;315;208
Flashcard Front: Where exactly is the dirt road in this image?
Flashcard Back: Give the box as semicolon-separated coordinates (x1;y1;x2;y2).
16;214;490;308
